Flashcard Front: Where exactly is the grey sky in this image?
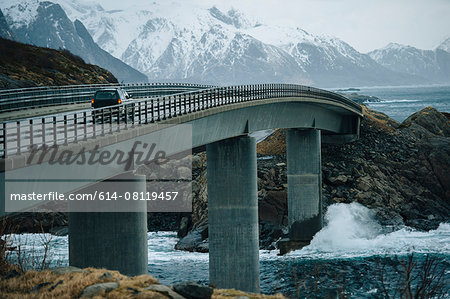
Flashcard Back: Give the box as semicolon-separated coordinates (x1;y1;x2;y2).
93;0;450;53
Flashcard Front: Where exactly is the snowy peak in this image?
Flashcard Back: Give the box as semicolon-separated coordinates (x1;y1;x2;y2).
0;0;40;29
384;42;411;50
437;37;450;53
369;43;450;83
208;6;255;29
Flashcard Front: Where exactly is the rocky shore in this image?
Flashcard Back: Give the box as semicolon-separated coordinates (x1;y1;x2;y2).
176;106;450;252
0;266;283;298
1;106;449;253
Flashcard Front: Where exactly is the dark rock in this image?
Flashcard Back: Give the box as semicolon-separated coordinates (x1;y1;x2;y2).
127;287;139;295
145;284;186;299
49;280;63;292
2;269;21;280
98;271;113;280
80;282;119;298
178;216;191;238
259;221;285;249
328;175;348;186
401;107;450;137
32;282;51;293
175;222;209;252
172;281;214;299
258;190;287;225
0;212;68;234
49;226;68;236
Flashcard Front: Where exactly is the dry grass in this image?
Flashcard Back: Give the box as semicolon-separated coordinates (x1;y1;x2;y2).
256;129;287;155
361;105;399;133
0;268;286;298
0;268;125;298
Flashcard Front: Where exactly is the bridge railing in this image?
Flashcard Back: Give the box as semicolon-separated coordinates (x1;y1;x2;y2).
0;82;215;112
0;84;362;158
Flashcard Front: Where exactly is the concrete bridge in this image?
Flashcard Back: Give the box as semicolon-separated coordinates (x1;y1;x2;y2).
0;83;363;292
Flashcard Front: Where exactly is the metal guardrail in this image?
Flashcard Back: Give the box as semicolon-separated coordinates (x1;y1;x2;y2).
0;84;362;158
0;82;215;112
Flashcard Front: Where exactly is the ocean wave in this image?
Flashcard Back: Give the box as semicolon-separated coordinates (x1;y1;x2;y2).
285;203;450;259
377;99;421;103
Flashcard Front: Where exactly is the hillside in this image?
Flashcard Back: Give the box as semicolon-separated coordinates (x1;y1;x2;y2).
0;37;118;89
0;2;148;83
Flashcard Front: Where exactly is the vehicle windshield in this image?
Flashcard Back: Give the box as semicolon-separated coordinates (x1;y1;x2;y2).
95;91;118;100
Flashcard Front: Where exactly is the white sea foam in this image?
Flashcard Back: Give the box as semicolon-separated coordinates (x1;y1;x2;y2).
376;99;421;103
286;203;450;259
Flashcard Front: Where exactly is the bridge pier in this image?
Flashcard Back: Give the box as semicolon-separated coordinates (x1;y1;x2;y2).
280;129;323;254
68;172;148;276
206;135;260;293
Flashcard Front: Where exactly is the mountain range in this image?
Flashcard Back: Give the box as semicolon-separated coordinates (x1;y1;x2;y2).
1;0;449;87
369;41;450;84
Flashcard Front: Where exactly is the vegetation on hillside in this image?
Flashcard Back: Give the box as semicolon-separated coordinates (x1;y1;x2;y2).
0;37;118;89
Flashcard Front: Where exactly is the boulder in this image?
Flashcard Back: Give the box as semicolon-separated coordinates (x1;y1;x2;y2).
80;282;119;298
145;284;186;299
175;222;209;252
172;281;213;299
328;175;348;186
401;107;450;137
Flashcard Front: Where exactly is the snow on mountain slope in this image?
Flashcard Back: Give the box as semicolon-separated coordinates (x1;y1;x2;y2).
1;0;433;86
0;0;40;29
369;43;450;83
437;37;450;53
53;0;306;84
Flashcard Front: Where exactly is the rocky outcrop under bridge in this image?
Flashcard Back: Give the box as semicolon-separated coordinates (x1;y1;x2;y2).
176;106;450;252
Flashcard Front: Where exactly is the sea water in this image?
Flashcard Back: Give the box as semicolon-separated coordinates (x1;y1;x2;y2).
353;85;450;122
6;203;449;298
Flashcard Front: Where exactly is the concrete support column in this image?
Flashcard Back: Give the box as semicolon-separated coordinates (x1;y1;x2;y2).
207;135;260;293
287;129;322;243
69;172;148;276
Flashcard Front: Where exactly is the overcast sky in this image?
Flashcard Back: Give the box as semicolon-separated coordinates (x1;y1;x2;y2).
93;0;450;53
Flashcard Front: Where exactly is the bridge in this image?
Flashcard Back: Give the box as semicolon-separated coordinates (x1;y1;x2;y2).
0;83;363;292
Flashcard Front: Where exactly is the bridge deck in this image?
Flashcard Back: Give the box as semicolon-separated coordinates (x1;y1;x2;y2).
1;83;362;161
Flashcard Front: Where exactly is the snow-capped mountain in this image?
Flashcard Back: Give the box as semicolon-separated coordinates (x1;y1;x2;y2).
0;9;15;40
0;0;147;82
44;0;424;86
437;38;450;53
369;42;450;83
1;0;441;86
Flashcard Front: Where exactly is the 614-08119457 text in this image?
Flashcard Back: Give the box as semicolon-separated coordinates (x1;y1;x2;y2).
98;191;179;201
